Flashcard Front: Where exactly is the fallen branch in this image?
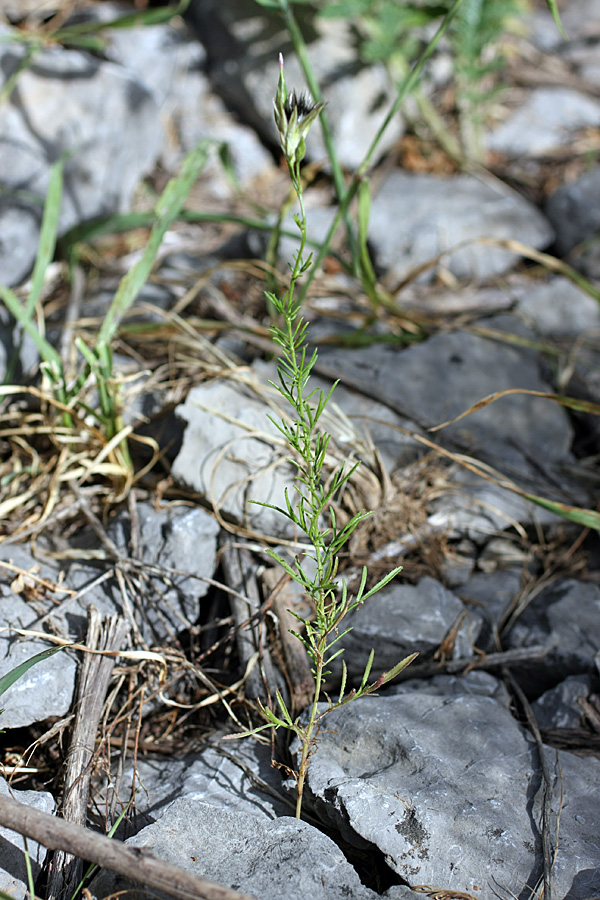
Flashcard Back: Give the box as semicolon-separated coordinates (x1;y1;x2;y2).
0;792;255;900
47;608;129;900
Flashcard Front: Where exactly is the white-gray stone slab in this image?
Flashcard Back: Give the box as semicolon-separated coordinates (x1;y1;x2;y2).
61;501;220;642
367;172;554;283
0;594;76;729
545;166;600;278
317;329;573;475
532;674;594;729
517;276;600;336
486;88;600;157
0;27;163;286
298;691;600;900
507;579;600;692
91;798;388;900
172;378;295;538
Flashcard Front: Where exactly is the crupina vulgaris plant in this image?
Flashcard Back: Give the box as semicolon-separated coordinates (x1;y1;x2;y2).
224;56;417;819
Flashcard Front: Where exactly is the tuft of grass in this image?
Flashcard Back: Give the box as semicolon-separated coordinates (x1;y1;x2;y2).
1;140;213;501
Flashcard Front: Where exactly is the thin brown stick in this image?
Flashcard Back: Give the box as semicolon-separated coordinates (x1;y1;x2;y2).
47;608;130;900
219;537;285;703
393;645;548;680
504;669;555;900
0;792;256;900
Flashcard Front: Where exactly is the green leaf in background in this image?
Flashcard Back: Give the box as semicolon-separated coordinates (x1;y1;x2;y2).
96;138;212;349
545;0;567;40
26;160;63;320
0;644;68;701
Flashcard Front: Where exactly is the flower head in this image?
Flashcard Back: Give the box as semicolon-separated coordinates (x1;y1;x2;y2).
274;53;325;167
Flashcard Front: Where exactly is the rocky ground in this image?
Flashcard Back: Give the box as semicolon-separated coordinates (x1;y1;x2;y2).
0;2;600;900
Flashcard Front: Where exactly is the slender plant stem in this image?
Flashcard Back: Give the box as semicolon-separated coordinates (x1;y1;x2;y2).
277;0;359;270
298;0;466;303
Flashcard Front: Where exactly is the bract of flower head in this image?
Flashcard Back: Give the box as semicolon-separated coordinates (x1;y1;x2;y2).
274;53;324;167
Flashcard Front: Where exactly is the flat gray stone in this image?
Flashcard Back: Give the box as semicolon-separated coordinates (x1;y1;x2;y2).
545;166;600;277
426;464;566;541
507;579;600;692
299;692;600;900
0;778;54;900
0;26;162;286
518;276;600;336
532;674;594;729
328;576;480;684
458;568;523;650
126;740;291;826
91;798;383;900
61;501;220;642
368;172;554;283
317;329;573;475
0;502;220;648
172;379;295;538
486;88;600;157
0;594;76;729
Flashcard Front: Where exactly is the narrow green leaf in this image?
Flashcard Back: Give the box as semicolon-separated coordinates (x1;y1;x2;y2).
222;723;277;740
275;690;294;726
520;493;600;530
379;652;419;686
0;286;63;371
0;644;69;699
544;0;568;39
338;660;348;704
97;140;211;348
28;157;61;318
360;566;403;603
359;649;375;693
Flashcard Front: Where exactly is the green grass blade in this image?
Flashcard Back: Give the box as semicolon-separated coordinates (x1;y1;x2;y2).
26;161;63;319
545;0;568;39
0;286;62;372
96;139;211;348
300;0;466;300
0;644;69;699
521;494;600;530
0;43;37;103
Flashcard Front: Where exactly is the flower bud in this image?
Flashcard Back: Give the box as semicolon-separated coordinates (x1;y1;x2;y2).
274;53;325;167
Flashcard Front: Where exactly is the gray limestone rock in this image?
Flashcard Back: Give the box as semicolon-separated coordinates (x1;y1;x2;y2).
517;276;600;336
124;739;291;826
507;579;600;693
0;502;220;649
62;501;220;642
327;576;481;685
532;674;595;729
545;166;600;278
0;25;163;286
91;798;385;900
388;670;512;709
317;329;573;477
458;568;523;650
367;172;554;284
171;378;295;538
0;778;54;900
0;593;76;729
298;691;600;900
486;88;600;158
